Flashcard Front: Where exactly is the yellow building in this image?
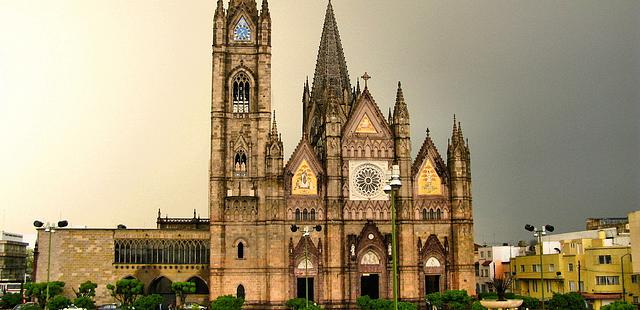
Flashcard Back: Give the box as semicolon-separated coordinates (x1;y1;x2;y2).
513;232;639;310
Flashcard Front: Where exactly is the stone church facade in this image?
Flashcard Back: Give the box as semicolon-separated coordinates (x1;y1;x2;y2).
34;1;475;308
209;0;475;308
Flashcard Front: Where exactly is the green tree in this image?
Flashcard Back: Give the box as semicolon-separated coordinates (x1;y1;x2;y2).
106;279;144;310
210;295;244;310
26;248;35;282
425;290;473;310
285;298;324;309
21;304;43;310
133;294;164;310
548;292;586;310
517;295;540;310
355;296;417;310
24;282;66;308
73;296;96;310
47;295;71;310
601;301;637;310
0;292;23;308
471;301;488;310
74;281;97;298
170;282;196;308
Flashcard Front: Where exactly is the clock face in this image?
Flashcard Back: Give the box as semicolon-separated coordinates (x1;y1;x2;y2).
233;17;251;41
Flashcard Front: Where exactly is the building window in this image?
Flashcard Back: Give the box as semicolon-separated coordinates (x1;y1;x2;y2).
633;296;639;304
234;150;248;174
430;209;435;220
598;255;612;264
532;264;540;272
488;251;492;258
568;263;574;272
579;281;584;291
546;281;551;292
232;72;250;114
632;275;639;284
596;276;620;285
475;263;480;276
295;209;301;221
422;208;427;220
236;284;245;299
548;264;555;272
303;209;309;221
113;239;209;264
436;209;442;220
310;209;316;220
532;280;538;292
237;242;244;259
480;251;485;258
569;281;577;292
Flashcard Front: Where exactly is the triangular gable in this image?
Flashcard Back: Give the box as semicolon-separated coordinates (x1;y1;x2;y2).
342;90;392;139
285;138;324;196
412;134;448;196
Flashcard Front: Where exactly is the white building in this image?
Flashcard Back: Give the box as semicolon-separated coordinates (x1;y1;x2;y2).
475;244;526;294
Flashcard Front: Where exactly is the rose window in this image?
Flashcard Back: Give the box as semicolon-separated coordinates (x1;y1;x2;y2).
353;164;385;198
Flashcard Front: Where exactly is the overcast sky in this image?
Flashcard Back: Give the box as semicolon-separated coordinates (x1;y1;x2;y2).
0;0;638;246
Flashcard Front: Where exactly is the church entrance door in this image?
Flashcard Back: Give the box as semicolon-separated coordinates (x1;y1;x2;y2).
360;274;379;299
425;275;440;295
296;277;315;301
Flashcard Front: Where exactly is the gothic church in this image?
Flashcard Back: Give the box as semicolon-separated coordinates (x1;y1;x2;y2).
209;0;475;308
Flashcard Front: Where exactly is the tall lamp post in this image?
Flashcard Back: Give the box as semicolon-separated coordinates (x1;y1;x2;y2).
290;224;322;309
525;224;554;310
33;220;68;310
383;164;401;310
621;252;631;303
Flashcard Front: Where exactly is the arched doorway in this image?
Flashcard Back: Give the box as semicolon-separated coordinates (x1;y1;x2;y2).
187;277;209;294
149;276;175;307
359;250;383;299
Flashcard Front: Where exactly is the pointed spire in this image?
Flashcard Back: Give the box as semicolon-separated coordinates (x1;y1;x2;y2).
393;81;409;125
310;0;351;107
271;110;279;138
261;0;269;16
214;0;225;19
388;107;392;124
426;128;430;137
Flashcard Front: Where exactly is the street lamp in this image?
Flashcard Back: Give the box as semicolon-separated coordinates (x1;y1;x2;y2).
290;224;322;309
33;220;68;310
383;164;401;310
621;252;631;303
524;224;554;310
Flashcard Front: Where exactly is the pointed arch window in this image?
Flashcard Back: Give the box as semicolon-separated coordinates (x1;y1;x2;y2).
422;208;428;220
303;209;309;221
295;209;301;221
232;72;250;114
236;284;245;299
237;242;244;259
310;209;316;221
234;149;247;174
430;209;436;220
436;209;442;220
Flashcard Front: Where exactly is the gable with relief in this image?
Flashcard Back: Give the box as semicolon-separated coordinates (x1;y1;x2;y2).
292;159;317;195
417;159;442;196
343;91;392;140
355;114;377;134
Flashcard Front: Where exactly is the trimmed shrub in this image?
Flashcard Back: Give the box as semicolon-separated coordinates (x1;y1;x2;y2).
210;295;244;310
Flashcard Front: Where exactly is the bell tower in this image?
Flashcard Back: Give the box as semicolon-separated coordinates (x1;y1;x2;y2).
209;0;278;303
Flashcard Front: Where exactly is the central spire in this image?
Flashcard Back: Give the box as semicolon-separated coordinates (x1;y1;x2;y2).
310;1;351;108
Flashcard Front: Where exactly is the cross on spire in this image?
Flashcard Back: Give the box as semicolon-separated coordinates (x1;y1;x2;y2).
361;72;371;89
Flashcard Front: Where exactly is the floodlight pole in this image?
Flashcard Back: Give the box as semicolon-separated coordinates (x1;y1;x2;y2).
386;164;401;310
525;224;554;310
34;220;68;310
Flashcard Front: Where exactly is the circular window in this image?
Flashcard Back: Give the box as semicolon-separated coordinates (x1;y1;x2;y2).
353;164;385;198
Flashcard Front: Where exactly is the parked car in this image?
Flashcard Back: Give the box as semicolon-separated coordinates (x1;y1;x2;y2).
13;303;37;310
96;304;119;310
182;303;206;310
